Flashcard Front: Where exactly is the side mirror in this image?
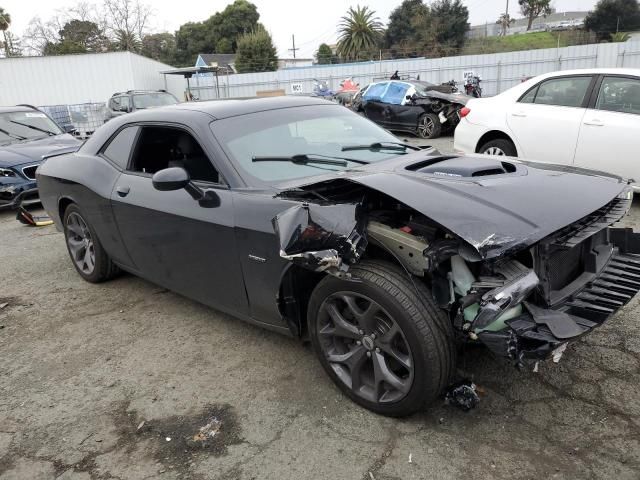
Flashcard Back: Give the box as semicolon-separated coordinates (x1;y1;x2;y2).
152;167;221;208
63;124;77;134
152;167;190;191
119;105;130;113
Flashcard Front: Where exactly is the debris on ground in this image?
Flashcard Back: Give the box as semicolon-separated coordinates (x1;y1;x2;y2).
15;207;54;227
0;302;8;309
444;380;481;411
136;421;146;433
193;417;222;442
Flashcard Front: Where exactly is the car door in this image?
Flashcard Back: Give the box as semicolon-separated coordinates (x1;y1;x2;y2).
109;123;249;316
505;75;594;163
574;75;640;185
384;82;417;130
361;82;389;125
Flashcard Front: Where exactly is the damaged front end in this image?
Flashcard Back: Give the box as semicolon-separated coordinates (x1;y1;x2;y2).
273;174;640;369
272;202;367;278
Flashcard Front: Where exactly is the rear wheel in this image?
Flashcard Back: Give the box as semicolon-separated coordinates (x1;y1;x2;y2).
63;204;119;283
479;138;517;156
308;260;455;417
417;113;442;139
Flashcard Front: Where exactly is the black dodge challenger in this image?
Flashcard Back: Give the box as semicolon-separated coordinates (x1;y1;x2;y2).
37;96;640;416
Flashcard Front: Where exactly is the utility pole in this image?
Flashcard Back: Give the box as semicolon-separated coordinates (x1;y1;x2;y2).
288;34;299;59
503;0;509;36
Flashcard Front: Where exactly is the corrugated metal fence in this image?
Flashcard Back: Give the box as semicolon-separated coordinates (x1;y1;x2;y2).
190;40;640;100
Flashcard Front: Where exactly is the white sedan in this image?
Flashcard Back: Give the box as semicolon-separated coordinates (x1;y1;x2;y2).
454;68;640;189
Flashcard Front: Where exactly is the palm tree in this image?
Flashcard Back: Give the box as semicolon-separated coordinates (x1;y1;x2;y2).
0;7;12;57
336;5;384;61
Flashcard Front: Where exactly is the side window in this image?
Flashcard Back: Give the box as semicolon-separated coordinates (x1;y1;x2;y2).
121;96;131;111
528;76;592;108
519;86;537;104
101;126;139;169
109;97;121;111
363;82;388;101
382;82;410;105
128;126;220;184
595;76;640;115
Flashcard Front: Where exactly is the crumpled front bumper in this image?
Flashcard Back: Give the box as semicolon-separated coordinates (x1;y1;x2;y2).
477;228;640;366
0;180;39;209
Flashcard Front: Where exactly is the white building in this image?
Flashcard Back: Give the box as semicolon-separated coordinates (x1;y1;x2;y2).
0;51;183;106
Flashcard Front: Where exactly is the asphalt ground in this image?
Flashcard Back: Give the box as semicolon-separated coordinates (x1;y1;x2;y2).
1;132;639;479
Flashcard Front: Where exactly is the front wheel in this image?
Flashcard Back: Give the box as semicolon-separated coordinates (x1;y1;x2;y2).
308;260;455;417
417;113;442;139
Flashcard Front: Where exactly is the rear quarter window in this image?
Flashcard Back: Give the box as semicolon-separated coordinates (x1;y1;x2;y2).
101;126;139;169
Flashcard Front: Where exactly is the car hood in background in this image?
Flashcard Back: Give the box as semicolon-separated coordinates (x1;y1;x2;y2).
0;134;81;168
278;154;628;260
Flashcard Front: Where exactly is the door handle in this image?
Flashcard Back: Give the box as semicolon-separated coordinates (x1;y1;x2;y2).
584;119;604;126
511;111;527;117
115;185;130;197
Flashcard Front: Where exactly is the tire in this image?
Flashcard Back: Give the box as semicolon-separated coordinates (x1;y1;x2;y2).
479;138;517;157
417;113;442;139
63;204;119;283
308;260;455;417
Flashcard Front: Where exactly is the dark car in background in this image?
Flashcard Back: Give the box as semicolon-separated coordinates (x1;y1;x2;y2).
352;80;469;139
104;90;179;122
0;106;80;209
36;97;640;417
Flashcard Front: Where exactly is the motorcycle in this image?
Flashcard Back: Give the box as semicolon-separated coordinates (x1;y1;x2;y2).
311;79;335;98
464;75;482;98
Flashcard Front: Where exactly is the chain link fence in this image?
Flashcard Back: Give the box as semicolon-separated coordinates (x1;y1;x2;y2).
39;103;107;140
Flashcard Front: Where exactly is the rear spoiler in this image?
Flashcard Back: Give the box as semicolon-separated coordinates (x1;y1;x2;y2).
41;145;81;161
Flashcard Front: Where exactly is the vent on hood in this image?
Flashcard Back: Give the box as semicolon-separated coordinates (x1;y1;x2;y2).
406;156;518;178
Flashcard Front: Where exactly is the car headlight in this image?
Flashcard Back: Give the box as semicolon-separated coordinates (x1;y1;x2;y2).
0;167;16;178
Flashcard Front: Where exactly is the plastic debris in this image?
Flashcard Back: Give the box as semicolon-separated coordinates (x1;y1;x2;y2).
136;421;145;432
408;453;412;463
165;437;171;442
444;380;481;411
0;303;8;309
193;417;222;442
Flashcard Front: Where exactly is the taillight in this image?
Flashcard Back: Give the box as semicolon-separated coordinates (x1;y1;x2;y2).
460;107;471;118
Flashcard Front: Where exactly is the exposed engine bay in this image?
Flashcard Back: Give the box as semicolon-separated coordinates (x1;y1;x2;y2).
273;161;640;369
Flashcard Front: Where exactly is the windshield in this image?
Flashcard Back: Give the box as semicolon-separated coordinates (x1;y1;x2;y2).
132;92;179;109
0;111;63;145
211;104;406;183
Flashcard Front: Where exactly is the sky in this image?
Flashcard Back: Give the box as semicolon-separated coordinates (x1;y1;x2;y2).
2;0;599;58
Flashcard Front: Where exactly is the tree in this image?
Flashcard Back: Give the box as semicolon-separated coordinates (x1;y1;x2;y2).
141;32;176;64
385;0;428;48
44;19;109;54
173;0;260;66
0;7;12;57
585;0;640;41
207;0;259;53
234;26;277;73
102;0;151;52
496;12;516;36
315;43;334;64
336;5;384;61
519;0;552;31
429;0;469;49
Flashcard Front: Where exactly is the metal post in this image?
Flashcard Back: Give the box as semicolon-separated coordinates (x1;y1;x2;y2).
496;61;502;95
620;50;626;67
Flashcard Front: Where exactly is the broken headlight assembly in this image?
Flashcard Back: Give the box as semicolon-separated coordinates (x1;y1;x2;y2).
0;167;16;178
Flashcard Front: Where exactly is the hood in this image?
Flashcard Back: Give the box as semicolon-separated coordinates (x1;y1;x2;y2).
0;134;81;168
279;154;629;260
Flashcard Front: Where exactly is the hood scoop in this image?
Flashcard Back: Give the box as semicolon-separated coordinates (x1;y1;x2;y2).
406;156;519;179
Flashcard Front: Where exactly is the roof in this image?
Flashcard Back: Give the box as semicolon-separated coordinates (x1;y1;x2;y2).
197;53;236;66
0;105;36;113
170;96;335;119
